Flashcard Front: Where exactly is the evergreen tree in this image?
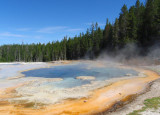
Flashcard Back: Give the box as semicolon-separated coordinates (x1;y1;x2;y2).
103;18;111;48
127;6;137;41
140;0;159;46
112;18;119;48
119;4;129;45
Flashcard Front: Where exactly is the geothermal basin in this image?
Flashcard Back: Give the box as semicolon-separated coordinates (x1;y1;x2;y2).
0;60;159;115
22;62;138;88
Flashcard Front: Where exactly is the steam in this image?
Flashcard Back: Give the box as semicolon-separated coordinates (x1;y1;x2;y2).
97;43;160;66
148;43;160;60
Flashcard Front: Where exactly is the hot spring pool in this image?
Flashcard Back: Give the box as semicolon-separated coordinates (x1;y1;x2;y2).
22;63;138;88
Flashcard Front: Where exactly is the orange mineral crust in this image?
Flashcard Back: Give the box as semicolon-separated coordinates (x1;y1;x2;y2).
0;69;159;115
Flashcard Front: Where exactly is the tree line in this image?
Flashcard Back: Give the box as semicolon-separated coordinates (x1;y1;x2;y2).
0;0;159;62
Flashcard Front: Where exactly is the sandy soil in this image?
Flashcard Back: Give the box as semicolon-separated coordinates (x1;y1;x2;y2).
0;68;159;115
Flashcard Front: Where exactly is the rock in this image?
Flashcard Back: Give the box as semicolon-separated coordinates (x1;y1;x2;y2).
84;100;87;103
125;73;132;76
76;76;95;80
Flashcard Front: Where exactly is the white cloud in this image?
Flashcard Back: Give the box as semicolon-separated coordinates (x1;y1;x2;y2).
37;26;84;34
0;32;26;37
37;26;67;33
33;35;43;39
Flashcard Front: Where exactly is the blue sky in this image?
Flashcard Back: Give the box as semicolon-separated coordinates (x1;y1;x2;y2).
0;0;145;45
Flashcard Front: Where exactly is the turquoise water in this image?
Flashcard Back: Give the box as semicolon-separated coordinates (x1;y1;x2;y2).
22;63;138;88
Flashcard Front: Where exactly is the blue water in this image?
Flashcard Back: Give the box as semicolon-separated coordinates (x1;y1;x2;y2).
22;63;138;88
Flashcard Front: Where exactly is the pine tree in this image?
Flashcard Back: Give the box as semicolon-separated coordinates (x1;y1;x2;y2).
119;4;129;45
141;0;158;46
112;18;119;48
103;18;111;48
127;6;137;41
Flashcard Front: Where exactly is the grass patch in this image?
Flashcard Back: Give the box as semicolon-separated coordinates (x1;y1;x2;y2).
128;97;160;115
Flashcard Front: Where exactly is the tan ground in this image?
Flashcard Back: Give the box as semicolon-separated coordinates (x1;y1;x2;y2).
0;69;159;115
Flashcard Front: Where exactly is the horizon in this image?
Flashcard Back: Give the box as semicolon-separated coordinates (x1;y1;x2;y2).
0;0;145;45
